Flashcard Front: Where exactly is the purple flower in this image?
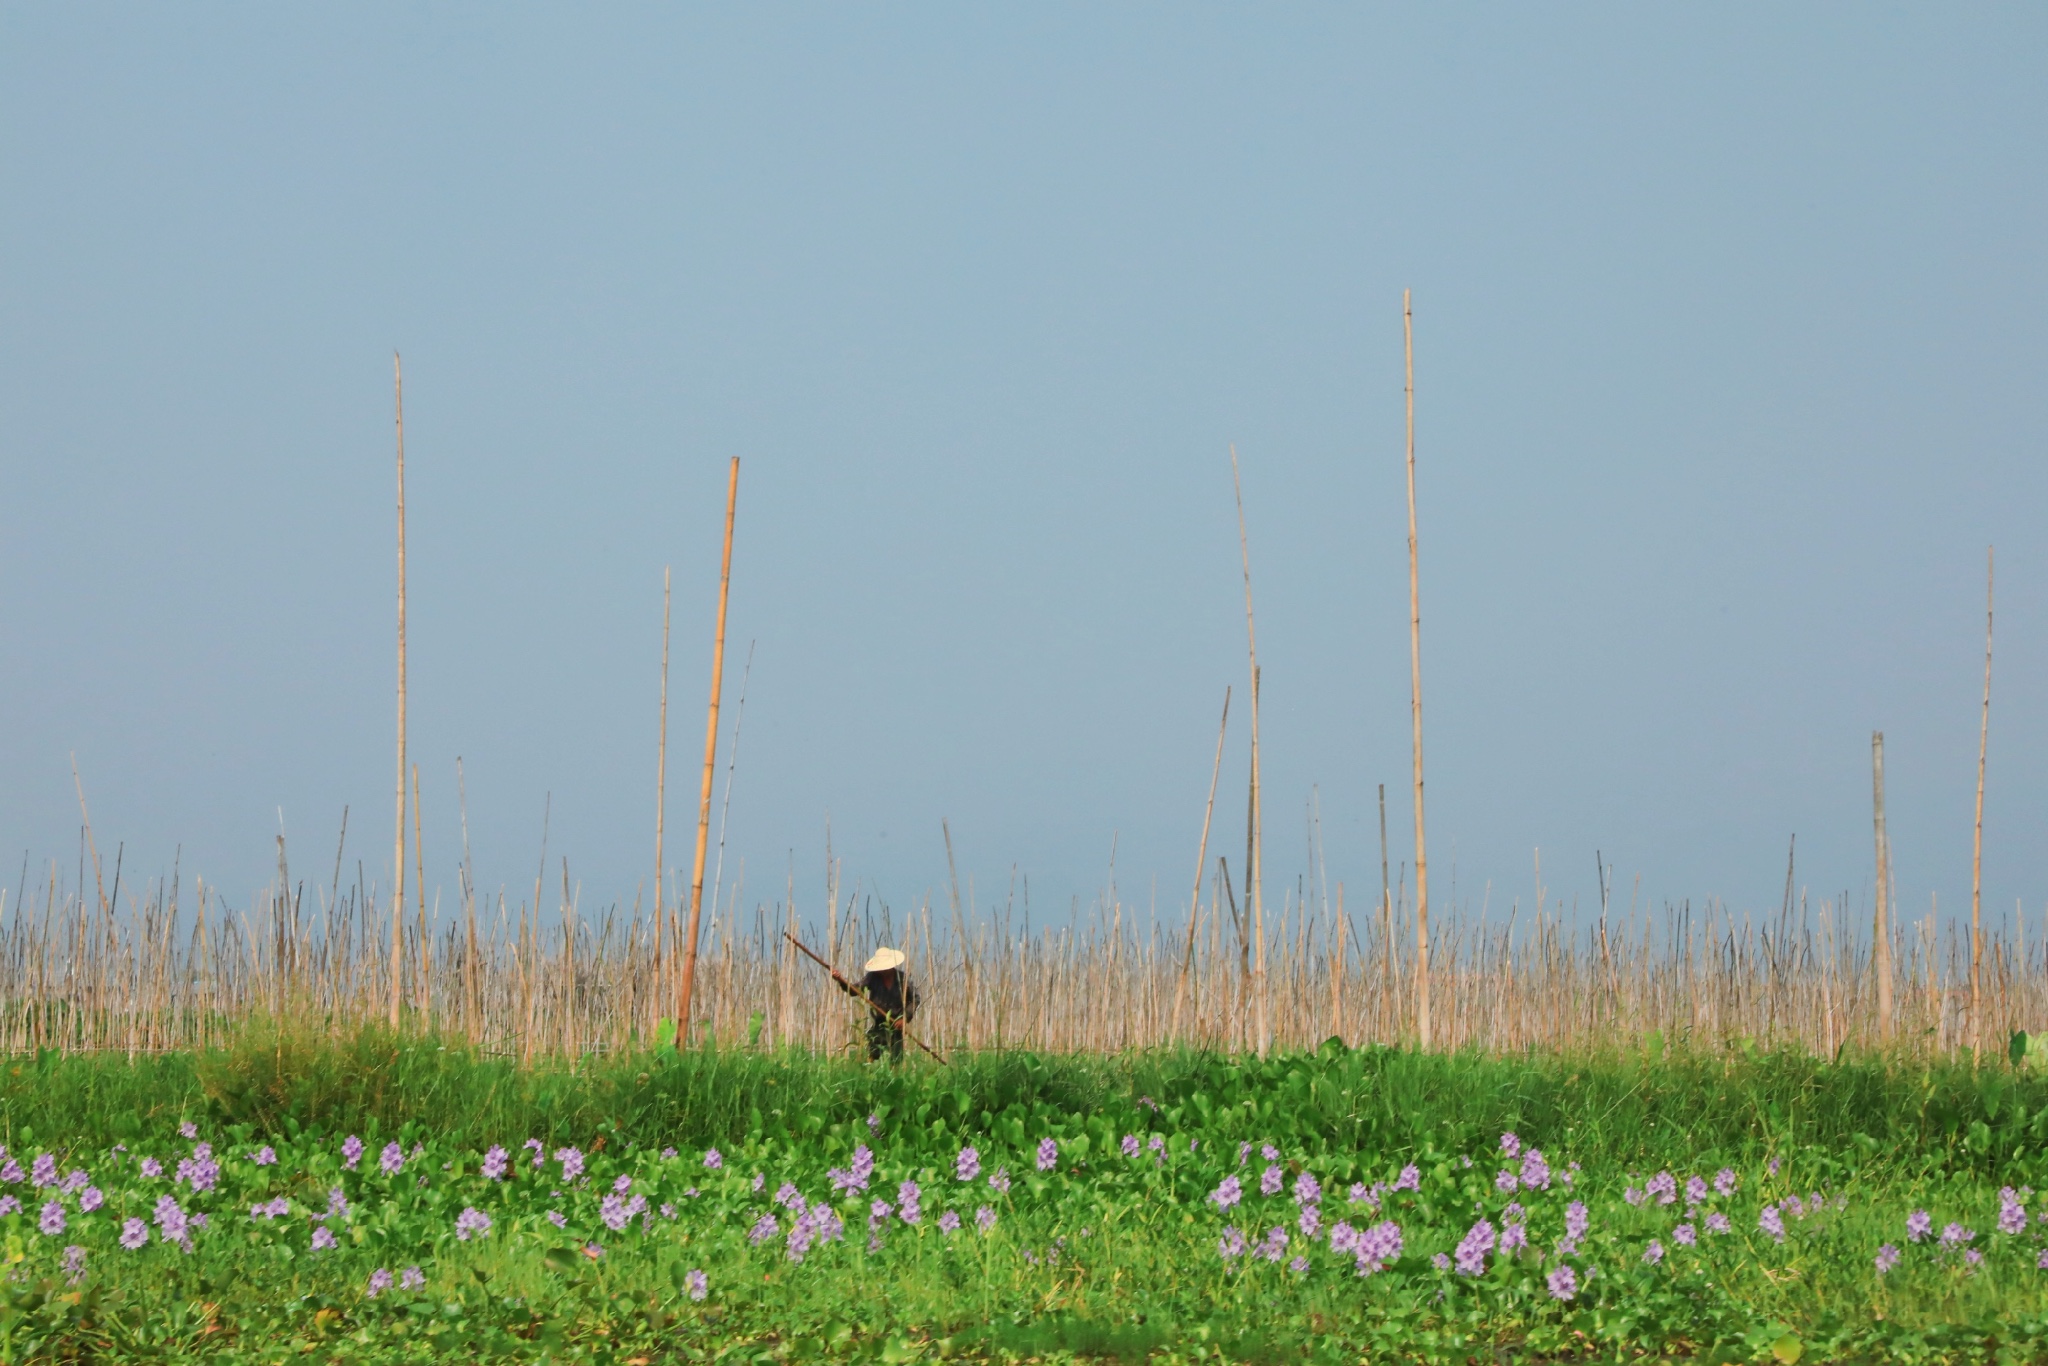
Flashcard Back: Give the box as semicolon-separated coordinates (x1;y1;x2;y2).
2038;1247;2048;1271
1547;1264;1578;1300
614;1174;633;1194
252;1146;277;1167
988;1165;1011;1195
1500;1132;1522;1159
1714;1168;1737;1197
1289;1255;1310;1273
1645;1172;1677;1206
455;1207;492;1241
897;1179;923;1225
1564;1201;1589;1241
748;1213;778;1245
342;1135;363;1170
1432;1252;1451;1271
956;1147;981;1182
311;1227;337;1252
120;1217;148;1249
1120;1135;1140;1158
482;1146;508;1180
547;1210;566;1228
685;1268;708;1300
1644;1239;1665;1266
0;1195;18;1216
2000;1189;2027;1235
1218;1226;1247;1259
867;1112;881;1133
1786;1195;1805;1219
1684;1175;1708;1205
1393;1164;1421;1193
660;1203;677;1219
555;1148;584;1182
1674;1222;1697;1246
1906;1210;1933;1242
1261;1143;1279;1161
976;1205;997;1234
703;1148;723;1170
1500;1220;1528;1254
1036;1138;1058;1172
1519;1150;1551;1191
1211;1176;1243;1211
39;1201;65;1236
525;1138;544;1167
774;1182;806;1214
367;1267;393;1297
1759;1206;1785;1242
1941;1222;1974;1248
61;1244;85;1285
1876;1243;1901;1274
1299;1204;1322;1239
1293;1172;1321;1206
1496;1168;1519;1193
79;1186;103;1213
178;1122;198;1140
400;1266;425;1290
59;1170;87;1194
601;1194;631;1232
1356;1220;1403;1273
380;1143;403;1177
1768;1157;1781;1176
139;1158;162;1179
939;1210;962;1235
1454;1219;1496;1276
1260;1165;1284;1197
1705;1211;1731;1235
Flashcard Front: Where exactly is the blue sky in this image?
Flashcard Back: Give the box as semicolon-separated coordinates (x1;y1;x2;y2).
2;6;2043;945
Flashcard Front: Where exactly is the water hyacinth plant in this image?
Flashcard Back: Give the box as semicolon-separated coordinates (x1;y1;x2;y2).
0;1039;2045;1359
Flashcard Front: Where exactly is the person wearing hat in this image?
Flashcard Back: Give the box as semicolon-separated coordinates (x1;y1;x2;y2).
837;947;919;1061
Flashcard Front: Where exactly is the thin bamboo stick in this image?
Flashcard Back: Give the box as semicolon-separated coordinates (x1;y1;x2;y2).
677;457;741;1036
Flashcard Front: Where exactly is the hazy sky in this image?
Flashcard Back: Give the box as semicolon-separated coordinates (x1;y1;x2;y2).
3;6;2043;948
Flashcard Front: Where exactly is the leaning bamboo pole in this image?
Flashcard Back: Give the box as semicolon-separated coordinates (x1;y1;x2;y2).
1171;686;1230;1038
1403;290;1432;1048
676;457;741;1037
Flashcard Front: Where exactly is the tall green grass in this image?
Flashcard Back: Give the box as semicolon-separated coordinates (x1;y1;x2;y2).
4;1024;2045;1184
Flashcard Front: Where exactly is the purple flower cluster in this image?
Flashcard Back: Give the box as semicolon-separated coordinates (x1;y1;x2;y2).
956;1146;981;1182
1036;1138;1058;1172
829;1144;875;1194
482;1145;509;1180
455;1206;493;1240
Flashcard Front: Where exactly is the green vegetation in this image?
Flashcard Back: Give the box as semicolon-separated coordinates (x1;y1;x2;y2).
0;1027;2046;1362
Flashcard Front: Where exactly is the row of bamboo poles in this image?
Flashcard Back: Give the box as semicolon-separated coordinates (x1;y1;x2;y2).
2;850;2037;1058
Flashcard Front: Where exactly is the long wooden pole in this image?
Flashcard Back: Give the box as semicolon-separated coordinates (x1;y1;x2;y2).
653;565;672;1020
675;457;740;1038
1229;445;1267;1056
1972;546;1993;1063
1872;730;1891;1041
1404;290;1431;1048
1171;686;1231;1039
390;353;408;1030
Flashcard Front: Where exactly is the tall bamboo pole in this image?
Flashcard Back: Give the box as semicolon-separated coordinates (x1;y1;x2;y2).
1403;291;1431;1048
676;457;740;1038
1872;731;1892;1041
653;565;672;1021
390;353;408;1030
1972;546;1993;1063
1171;686;1230;1038
1229;446;1268;1056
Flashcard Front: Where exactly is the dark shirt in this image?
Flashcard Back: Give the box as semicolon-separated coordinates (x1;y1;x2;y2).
860;970;918;1029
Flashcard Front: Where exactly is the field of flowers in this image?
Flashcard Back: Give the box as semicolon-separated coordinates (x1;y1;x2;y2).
1;1034;2046;1363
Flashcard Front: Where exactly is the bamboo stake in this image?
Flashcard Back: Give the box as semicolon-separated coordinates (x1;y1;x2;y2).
1873;730;1892;1042
1172;686;1231;1039
653;566;671;1021
1972;546;1993;1063
1228;445;1267;1056
390;352;408;1029
677;457;741;1037
1403;290;1432;1048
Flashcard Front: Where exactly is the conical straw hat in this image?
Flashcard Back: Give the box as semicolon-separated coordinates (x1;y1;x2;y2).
864;946;905;974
